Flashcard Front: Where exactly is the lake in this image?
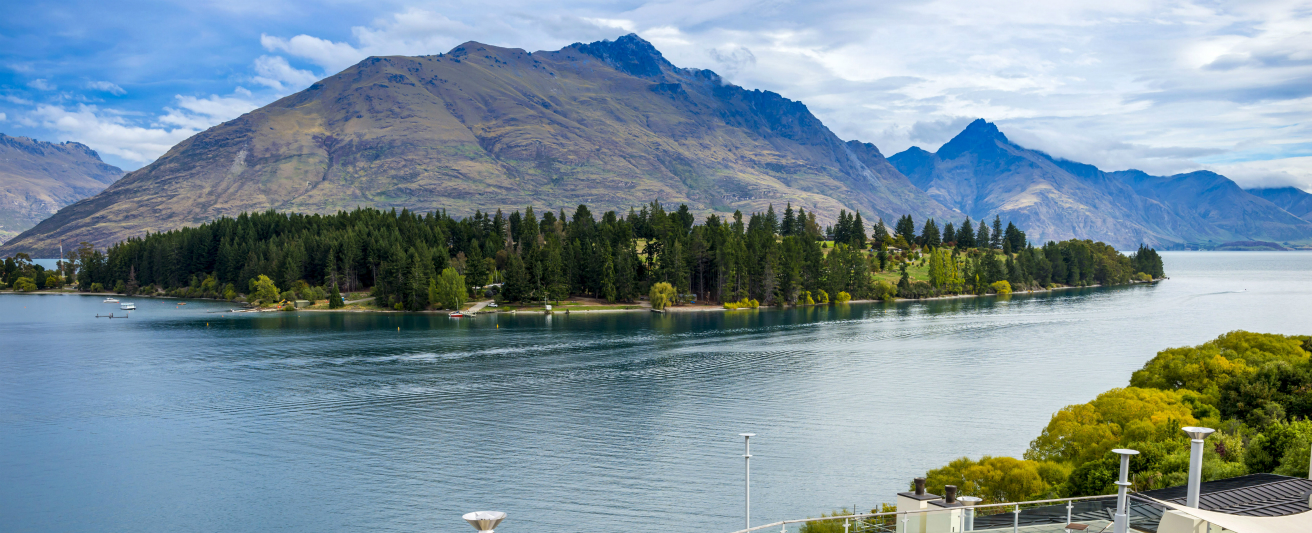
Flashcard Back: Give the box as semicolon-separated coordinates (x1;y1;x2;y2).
2;252;1310;533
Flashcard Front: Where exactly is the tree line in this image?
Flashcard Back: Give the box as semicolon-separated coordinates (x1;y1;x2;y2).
1;203;1164;310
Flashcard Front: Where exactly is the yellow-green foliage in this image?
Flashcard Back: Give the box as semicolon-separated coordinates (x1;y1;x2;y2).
650;282;675;310
815;289;829;304
925;456;1070;504
1129;330;1310;401
14;276;37;292
249;275;280;306
804;291;816;305
723;297;759;309
835;291;852;303
872;280;896;301
990;280;1012;294
429;267;466;309
1025;387;1205;464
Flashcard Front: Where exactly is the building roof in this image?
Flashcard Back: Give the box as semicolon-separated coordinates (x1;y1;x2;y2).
1135;473;1312;517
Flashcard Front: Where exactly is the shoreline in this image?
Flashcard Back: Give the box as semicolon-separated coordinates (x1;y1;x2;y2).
1;279;1162;314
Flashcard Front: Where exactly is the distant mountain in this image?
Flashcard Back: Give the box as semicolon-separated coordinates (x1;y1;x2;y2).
0;134;122;244
888;120;1312;249
0;34;954;256
1246;187;1312;222
1108;170;1312;244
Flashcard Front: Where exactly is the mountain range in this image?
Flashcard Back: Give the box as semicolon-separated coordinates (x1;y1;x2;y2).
1;34;1310;256
0;134;122;244
887;120;1312;248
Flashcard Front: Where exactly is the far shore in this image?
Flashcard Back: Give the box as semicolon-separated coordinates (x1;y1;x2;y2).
2;278;1162;315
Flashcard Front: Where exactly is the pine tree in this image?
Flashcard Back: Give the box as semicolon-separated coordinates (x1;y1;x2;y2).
977;222;991;251
852;212;867;248
921;218;941;248
329;281;343;308
957;218;976;249
782;203;796;237
991;216;1003;249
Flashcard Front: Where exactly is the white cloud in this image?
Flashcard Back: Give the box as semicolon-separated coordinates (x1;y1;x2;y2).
251;55;321;91
33;104;195;163
87;81;126;95
260;34;366;73
27;79;56;91
31;90;262;163
0;112;6;122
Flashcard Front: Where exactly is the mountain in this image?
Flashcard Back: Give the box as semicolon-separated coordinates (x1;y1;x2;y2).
0;34;954;256
0;134;122;244
888;120;1312;249
1108;170;1312;244
1246;187;1312;222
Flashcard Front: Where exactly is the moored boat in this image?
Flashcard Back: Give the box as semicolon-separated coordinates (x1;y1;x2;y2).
448;311;465;317
103;298;119;303
120;303;136;311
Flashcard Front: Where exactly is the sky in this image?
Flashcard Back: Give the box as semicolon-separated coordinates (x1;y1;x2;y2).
2;0;1310;190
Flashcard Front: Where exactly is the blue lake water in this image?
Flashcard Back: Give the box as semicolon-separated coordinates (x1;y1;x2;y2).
2;252;1310;533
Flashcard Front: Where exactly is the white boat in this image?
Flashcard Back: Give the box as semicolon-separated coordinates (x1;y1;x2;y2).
120;303;136;311
103;298;119;303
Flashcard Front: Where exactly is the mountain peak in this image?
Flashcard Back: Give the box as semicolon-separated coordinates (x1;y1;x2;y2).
936;119;1009;159
572;33;671;78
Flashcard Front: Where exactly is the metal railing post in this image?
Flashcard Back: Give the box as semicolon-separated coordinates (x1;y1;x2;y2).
1012;504;1020;533
741;433;755;530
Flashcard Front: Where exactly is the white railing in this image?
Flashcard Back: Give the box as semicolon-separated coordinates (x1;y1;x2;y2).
728;494;1119;533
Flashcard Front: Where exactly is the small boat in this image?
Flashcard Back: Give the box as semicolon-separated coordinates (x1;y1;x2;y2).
120;303;136;311
103;298;119;303
448;311;465;318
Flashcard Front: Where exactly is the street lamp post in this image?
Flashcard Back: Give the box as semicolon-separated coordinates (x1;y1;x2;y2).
741;433;756;530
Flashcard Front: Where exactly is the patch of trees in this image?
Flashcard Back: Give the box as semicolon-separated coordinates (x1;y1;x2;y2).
917;331;1312;504
3;204;1164;310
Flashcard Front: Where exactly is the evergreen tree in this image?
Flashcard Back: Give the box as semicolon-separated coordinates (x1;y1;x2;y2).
957;218;976;249
872;218;890;243
852;212;867;249
991;216;1004;249
895;215;917;245
977;222;991;251
782;203;796;237
921;219;941;248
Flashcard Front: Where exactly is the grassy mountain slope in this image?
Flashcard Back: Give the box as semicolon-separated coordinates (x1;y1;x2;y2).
0;35;954;256
0;134;121;243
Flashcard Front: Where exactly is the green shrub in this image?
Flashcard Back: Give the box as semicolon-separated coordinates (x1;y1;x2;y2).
835;291;851;303
15;277;37;292
89;282;104;292
650;282;675;310
991;280;1012;294
815;289;829;304
872;280;897;301
723;297;759;309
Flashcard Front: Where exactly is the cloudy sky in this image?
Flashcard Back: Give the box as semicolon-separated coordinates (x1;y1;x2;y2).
2;0;1310;189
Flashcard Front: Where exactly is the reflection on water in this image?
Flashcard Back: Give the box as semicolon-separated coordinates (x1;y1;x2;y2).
2;252;1310;533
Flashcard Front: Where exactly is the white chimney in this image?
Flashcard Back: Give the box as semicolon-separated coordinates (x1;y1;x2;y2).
463;511;507;533
1182;427;1215;508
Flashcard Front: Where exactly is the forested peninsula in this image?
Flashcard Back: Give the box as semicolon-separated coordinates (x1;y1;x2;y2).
1;203;1164;311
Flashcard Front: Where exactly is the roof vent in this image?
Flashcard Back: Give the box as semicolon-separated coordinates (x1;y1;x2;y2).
915;477;926;496
945;485;958;504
